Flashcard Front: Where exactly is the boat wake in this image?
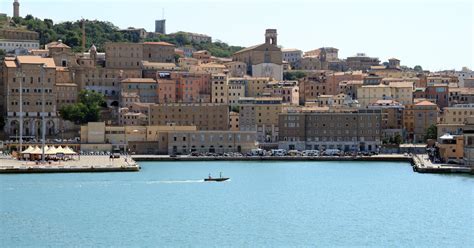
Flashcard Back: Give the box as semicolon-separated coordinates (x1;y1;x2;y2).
145;179;205;184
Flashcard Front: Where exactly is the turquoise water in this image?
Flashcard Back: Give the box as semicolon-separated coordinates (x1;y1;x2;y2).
1;161;473;247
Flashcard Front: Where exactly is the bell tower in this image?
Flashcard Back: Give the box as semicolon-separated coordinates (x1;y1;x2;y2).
265;29;277;46
13;0;20;18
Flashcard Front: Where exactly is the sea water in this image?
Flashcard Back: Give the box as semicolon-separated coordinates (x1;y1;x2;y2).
1;161;473;247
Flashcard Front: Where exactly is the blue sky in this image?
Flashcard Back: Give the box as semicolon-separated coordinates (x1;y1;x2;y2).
1;0;473;71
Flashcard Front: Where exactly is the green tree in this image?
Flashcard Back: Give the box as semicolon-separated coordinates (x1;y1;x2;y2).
414;65;423;72
59;90;105;124
283;71;307;80
394;134;403;144
425;124;438;140
174;32;190;46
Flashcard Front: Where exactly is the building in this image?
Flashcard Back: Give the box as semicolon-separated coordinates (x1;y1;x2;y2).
169;32;211;43
55;67;78;110
245;77;271;97
282;48;302;64
292;56;326;70
155;19;166;34
304;47;339;62
211;73;228;104
463;117;474;167
454;67;474;87
357;82;413;107
105;42;175;68
168;130;256;154
232;29;283;80
346;53;380;71
192;50;211;63
238;97;283;145
13;0;19;18
119;28;147;41
156;72;212;103
80;122;197;153
448;87;474;106
278;109;382;152
368;100;404;140
225;61;247;77
403;101;438;143
120;78;158;104
437;134;464;164
263;81;299;105
149;103;229;130
2;56;59;139
229;111;239;131
0;28;40;54
437;104;474;137
227;78;246;107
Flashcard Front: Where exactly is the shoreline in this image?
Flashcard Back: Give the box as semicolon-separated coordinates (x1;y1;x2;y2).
1;154;472;175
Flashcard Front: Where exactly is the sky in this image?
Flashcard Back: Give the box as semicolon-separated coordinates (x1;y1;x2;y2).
1;0;473;71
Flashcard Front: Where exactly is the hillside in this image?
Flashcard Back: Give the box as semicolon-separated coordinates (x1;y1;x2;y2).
8;15;244;57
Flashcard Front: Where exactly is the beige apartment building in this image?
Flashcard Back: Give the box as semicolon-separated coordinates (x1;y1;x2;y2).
438;103;474;137
278;109;383;152
120;78;158;103
211;73;228;104
238;97;283;144
105;41;175;69
149;103;229;130
168;130;257;154
55;67;78;110
2;56;59;139
246;77;271;97
357;82;413;107
403;101;438;143
80;122;197;154
228;78;246;107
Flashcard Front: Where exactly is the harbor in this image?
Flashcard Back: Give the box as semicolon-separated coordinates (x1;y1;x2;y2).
0;154;139;174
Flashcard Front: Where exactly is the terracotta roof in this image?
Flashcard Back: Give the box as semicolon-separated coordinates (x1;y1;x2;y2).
415;100;437;106
4;60;17;68
121;78;157;83
16;56;56;68
389;81;413;88
48;42;71;49
143;42;174;46
234;44;264;54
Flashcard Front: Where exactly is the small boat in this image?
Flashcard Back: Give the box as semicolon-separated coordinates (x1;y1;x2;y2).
205;172;229;182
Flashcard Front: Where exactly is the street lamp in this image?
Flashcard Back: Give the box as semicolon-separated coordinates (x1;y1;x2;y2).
40;64;47;163
15;70;25;158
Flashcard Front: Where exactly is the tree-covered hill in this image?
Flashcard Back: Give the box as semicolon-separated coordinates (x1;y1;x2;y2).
9;15;244;57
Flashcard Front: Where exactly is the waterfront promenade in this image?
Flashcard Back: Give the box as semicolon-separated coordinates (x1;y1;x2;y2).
132;154;412;162
0;155;139;173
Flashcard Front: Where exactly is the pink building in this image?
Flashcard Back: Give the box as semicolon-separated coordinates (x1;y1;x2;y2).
157;72;211;103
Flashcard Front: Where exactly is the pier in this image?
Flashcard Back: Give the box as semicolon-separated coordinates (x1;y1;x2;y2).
411;154;473;174
0;155;140;174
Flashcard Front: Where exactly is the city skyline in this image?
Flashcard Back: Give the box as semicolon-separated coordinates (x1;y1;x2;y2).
0;0;472;71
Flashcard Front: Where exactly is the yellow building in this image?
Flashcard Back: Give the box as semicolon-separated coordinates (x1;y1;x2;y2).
357;82;413;107
246;77;271;97
438;134;464;164
238;97;283;144
211;73;228;104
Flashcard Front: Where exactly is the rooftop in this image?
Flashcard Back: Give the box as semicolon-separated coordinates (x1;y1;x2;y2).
121;78;157;83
